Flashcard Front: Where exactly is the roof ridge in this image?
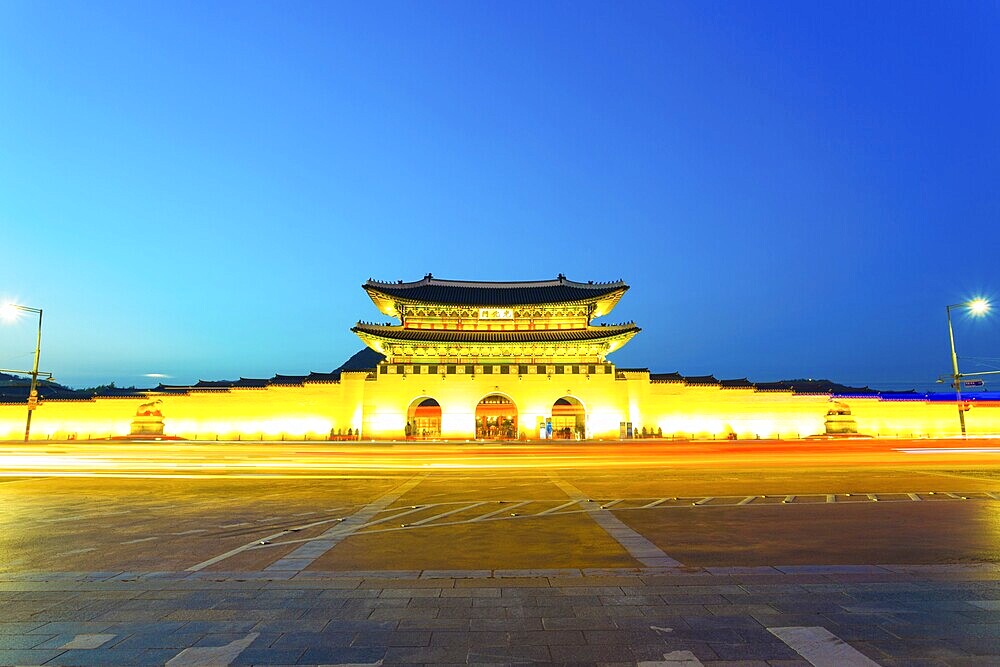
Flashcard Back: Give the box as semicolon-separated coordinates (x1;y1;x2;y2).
366;275;627;290
354;322;639;331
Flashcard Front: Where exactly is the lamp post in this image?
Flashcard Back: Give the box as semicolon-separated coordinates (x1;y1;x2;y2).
1;303;43;441
946;298;990;437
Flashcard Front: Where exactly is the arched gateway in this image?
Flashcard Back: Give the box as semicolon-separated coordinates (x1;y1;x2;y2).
406;397;441;440
552;397;586;439
475;394;518;440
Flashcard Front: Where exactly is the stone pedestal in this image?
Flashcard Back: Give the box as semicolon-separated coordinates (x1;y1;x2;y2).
130;415;165;436
825;403;858;435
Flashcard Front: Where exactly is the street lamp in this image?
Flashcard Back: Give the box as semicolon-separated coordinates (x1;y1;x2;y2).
1;303;43;442
946;298;990;437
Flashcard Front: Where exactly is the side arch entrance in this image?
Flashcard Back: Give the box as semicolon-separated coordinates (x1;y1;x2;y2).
551;397;586;440
406;397;441;440
475;394;518;440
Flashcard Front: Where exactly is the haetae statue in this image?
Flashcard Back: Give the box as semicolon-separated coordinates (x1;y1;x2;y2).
824;401;858;435
135;399;163;417
131;399;166;436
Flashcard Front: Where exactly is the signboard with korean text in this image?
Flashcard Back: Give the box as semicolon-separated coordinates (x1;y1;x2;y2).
478;308;514;320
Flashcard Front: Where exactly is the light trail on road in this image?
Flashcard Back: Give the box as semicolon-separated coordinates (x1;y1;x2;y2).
2;438;1000;478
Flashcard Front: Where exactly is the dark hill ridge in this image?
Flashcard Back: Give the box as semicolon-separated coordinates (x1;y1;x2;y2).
334;347;385;373
0;358;913;402
0;372;94;402
0;371;68;389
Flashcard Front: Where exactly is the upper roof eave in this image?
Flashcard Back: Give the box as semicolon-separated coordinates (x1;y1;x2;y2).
363;274;629;311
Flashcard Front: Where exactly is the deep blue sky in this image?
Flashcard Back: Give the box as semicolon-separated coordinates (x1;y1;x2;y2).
1;1;998;390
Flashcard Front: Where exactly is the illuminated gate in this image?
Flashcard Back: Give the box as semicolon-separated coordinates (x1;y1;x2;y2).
551;397;586;439
406;397;441;440
475;394;518;440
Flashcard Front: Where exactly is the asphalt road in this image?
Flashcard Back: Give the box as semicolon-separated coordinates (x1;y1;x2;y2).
2;437;999;575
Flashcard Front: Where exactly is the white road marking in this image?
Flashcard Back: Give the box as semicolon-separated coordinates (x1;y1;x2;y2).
638;651;704;666
768;626;881;667
896;448;1000;454
171;529;208;536
166;632;258;666
41;514;92;523
187;514;357;572
42;511;131;523
183;482;1000;570
59;633;116;649
408;501;488;526
599;499;624;509
263;476;426;571
970;600;1000;610
551;476;682;567
121;537;158;544
56;547;96;557
650;625;673;634
337;504;430;532
469;500;531;522
537;499;581;514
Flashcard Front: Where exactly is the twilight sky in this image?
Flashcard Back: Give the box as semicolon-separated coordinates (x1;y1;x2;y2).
1;1;998;390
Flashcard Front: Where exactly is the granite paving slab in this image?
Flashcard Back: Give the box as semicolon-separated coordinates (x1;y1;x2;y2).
1;565;1000;665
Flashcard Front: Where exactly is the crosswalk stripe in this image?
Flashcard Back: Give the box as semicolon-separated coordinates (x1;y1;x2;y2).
551;476;682;567
768;626;881;666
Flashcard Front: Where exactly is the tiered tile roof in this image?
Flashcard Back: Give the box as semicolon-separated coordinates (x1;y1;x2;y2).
364;274;627;306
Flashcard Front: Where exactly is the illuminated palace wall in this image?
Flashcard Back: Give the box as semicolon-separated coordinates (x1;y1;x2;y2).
2;273;998;441
1;366;999;441
0;372;369;441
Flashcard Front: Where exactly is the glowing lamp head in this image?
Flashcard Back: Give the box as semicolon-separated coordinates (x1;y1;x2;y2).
1;302;22;322
968;298;990;316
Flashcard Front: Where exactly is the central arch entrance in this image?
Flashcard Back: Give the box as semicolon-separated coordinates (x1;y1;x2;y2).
406;397;441;440
551;397;586;440
475;394;518;440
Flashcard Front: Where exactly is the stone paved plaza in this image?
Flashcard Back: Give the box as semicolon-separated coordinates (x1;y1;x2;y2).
3;564;1000;666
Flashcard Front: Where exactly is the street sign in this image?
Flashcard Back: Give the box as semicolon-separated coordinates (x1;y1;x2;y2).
27;396;38;410
964;379;985;387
